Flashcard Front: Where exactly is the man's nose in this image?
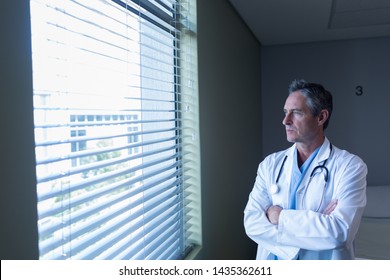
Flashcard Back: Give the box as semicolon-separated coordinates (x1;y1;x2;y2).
282;113;292;125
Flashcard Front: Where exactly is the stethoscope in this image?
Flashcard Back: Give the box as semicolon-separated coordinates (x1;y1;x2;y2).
269;144;333;211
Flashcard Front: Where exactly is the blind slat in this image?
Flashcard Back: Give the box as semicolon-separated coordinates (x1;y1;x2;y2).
81;201;181;259
34;127;177;147
34;118;178;129
36;135;179;165
37;143;178;183
38;169;182;237
40;187;182;258
132;219;181;260
38;156;182;207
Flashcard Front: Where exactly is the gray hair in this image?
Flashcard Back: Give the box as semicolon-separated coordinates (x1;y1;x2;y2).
288;79;333;130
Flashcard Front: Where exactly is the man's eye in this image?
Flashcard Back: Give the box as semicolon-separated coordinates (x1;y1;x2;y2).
293;111;303;116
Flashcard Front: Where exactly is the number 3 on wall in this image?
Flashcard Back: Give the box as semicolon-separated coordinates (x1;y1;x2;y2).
355;85;363;96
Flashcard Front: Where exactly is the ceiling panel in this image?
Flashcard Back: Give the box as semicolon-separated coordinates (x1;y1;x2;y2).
228;0;390;45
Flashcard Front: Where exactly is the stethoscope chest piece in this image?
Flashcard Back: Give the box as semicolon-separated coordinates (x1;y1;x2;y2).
270;183;279;194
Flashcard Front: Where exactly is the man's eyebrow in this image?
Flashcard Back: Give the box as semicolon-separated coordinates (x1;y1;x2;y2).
284;108;303;112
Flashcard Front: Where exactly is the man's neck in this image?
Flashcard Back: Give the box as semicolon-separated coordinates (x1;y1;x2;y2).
296;137;325;166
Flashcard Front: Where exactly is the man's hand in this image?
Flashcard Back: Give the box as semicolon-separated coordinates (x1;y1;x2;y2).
266;205;283;225
323;199;338;215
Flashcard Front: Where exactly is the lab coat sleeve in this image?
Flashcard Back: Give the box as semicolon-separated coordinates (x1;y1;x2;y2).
277;155;367;250
244;157;300;259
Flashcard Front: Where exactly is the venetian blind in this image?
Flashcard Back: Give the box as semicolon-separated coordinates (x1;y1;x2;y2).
30;0;201;260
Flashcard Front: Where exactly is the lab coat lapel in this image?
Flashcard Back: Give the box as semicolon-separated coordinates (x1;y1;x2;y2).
269;145;295;208
274;145;295;208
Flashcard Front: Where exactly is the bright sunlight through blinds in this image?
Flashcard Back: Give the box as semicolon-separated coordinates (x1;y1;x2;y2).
30;0;201;260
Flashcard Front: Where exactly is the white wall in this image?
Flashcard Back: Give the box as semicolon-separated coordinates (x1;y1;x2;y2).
262;37;390;186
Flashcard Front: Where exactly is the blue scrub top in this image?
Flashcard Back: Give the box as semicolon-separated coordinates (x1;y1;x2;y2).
289;146;321;209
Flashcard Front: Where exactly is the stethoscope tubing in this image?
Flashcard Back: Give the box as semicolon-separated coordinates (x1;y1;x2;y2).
272;144;333;211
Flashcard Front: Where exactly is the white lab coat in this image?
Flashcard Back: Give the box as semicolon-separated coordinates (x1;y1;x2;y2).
244;137;367;260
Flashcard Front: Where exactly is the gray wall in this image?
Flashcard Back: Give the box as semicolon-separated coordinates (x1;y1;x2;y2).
262;37;390;186
196;0;262;259
0;0;39;259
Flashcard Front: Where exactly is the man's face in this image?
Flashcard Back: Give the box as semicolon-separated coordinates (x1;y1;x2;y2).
282;91;321;144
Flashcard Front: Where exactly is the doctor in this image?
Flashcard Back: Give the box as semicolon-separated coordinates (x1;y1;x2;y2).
244;79;367;260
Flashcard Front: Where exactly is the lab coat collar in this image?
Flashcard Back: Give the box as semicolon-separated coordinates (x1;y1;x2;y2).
316;137;332;164
283;137;332;164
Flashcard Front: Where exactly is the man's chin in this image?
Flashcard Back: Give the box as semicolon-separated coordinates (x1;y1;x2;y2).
286;137;295;143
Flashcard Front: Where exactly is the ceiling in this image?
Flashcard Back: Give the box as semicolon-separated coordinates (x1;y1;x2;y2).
228;0;390;45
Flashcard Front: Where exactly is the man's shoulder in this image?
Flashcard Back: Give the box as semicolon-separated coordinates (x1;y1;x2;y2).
332;145;367;166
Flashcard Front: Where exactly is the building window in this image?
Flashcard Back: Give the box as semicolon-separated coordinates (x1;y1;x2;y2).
30;0;200;260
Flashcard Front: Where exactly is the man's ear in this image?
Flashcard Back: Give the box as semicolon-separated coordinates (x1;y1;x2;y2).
318;110;329;126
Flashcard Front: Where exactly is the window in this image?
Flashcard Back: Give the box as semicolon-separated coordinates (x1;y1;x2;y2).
30;0;200;260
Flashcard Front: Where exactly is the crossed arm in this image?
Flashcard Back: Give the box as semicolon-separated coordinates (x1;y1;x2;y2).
266;199;338;225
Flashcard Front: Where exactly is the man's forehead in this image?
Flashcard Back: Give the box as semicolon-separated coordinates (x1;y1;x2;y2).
284;91;308;110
